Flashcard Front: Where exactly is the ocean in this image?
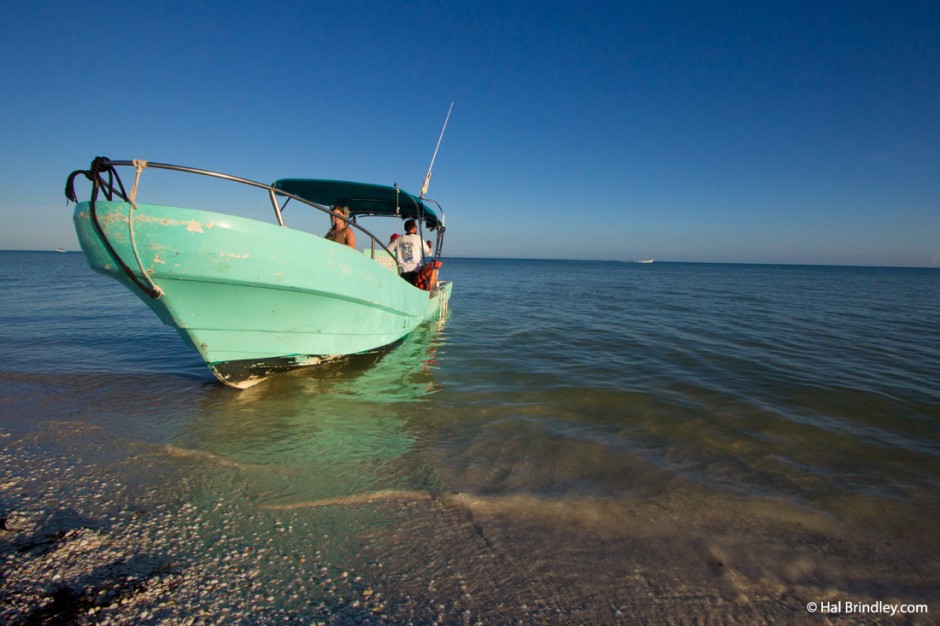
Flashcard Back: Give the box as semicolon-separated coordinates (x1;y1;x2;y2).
1;251;938;624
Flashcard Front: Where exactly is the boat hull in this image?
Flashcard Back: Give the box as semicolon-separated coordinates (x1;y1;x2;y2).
73;201;451;388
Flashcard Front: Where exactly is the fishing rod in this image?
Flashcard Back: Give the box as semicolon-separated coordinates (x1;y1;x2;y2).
420;101;453;198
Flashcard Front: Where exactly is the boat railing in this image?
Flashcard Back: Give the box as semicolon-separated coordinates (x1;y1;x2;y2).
65;158;399;263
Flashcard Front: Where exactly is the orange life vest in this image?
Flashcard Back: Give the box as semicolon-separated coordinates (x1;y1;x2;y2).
415;261;442;291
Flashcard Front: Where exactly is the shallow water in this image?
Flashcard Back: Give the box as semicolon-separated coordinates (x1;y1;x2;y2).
1;252;938;623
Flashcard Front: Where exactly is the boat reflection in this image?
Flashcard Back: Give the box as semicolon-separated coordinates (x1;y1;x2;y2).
228;318;448;403
163;320;448;506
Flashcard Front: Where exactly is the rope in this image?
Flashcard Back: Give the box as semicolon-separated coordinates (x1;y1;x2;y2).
69;157;163;300
129;159;148;207
126;160;163;298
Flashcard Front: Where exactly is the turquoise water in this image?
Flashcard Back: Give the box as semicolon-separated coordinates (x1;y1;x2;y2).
1;251;938;623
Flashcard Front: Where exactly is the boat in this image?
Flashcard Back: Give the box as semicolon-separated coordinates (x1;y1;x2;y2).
638;259;654;264
65;157;452;389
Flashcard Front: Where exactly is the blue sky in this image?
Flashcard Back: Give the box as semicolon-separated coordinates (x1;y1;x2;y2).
1;1;937;266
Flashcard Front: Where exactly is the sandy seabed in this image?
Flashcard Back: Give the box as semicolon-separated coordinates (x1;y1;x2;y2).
1;421;938;626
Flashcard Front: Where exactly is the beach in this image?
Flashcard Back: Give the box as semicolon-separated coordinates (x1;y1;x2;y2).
2;397;936;624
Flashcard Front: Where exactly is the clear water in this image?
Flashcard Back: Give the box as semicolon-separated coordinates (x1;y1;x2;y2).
1;252;938;623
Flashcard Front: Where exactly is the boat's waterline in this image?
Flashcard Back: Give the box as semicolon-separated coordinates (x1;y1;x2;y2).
73;201;451;388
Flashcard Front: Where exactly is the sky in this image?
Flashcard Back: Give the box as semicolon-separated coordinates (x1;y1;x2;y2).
1;0;938;266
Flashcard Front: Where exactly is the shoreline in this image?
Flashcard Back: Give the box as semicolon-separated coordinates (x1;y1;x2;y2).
2;423;937;625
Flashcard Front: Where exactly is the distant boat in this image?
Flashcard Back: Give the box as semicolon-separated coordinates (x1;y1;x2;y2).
54;248;66;253
638;259;654;264
66;157;452;389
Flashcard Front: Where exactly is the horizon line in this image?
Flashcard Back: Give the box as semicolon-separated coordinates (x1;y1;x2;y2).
4;249;936;270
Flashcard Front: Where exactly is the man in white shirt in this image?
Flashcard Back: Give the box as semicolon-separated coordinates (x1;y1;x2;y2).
388;219;431;284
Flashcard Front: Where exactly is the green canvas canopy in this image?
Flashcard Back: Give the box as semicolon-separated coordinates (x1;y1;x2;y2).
273;179;441;228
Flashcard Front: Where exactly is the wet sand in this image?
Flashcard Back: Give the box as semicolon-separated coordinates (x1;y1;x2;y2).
2;420;937;625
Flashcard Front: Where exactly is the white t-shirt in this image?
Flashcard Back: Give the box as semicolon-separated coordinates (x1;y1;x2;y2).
389;233;430;273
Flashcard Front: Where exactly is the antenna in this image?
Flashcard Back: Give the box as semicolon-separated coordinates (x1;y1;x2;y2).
420;102;453;198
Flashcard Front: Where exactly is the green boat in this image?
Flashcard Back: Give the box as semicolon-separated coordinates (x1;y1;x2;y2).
66;157;452;389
